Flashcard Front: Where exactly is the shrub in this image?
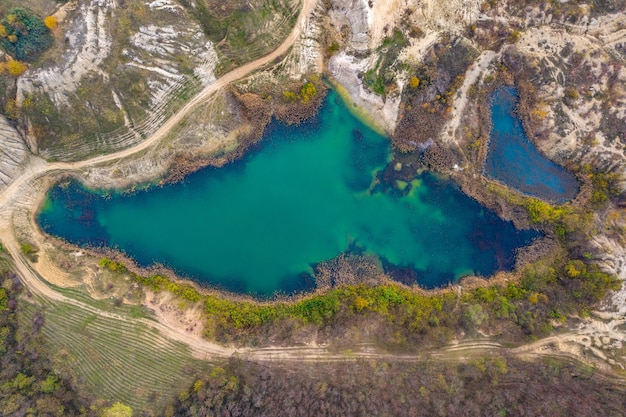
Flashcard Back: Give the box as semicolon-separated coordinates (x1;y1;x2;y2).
282;90;297;102
43;16;57;30
6;60;28;76
300;81;317;103
0;288;8;312
0;8;53;62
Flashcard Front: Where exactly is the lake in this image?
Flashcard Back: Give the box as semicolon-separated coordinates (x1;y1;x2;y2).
484;87;579;203
38;91;539;296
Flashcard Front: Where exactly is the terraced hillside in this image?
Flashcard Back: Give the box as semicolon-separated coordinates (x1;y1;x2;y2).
0;0;300;161
18;293;208;413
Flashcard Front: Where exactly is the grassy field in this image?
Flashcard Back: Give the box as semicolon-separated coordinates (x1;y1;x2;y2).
18;293;209;414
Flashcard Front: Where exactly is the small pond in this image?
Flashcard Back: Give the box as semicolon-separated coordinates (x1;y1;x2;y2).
484;87;579;204
38;91;539;297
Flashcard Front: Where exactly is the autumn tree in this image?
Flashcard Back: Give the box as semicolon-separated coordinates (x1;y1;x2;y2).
6;60;28;76
102;402;133;417
0;8;54;61
44;16;57;29
300;81;317;103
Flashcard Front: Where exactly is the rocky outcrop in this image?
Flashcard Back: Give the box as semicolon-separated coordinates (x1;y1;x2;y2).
328;52;401;132
13;0;218;161
0;118;29;193
323;0;482;134
18;0;115;107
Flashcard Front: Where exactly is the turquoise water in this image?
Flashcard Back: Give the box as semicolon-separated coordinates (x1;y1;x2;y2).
484;87;579;203
38;91;538;296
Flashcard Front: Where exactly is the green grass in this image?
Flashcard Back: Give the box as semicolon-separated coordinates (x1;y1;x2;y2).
19;295;208;413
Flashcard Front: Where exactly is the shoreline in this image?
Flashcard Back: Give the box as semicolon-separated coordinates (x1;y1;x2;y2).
328;78;388;137
20;77;596;311
30;168;554;306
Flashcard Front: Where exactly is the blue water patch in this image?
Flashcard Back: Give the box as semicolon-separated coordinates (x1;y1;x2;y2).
484;87;579;203
38;91;540;297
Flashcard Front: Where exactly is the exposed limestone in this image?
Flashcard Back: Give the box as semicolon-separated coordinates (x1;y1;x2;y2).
18;0;115;107
280;2;325;78
327;0;370;51
512;22;626;186
11;0;218;161
127;24;217;87
0;117;29;193
328;52;401;132
324;0;482;134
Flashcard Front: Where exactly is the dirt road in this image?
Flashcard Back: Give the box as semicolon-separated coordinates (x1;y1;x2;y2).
0;0;321;361
0;0;624;370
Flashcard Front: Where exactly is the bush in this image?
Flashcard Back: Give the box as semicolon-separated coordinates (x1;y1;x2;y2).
43;16;57;30
3;60;28;76
300;81;317;103
0;8;53;62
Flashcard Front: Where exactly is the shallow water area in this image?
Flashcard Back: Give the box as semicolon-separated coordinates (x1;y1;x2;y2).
484;87;579;203
38;91;539;297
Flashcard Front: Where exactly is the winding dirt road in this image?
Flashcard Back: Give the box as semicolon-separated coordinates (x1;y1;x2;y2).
0;0;323;360
0;0;624;370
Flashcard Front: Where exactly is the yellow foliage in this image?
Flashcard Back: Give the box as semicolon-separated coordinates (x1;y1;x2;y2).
0;24;7;38
7;60;28;76
44;16;57;29
4;99;19;120
193;380;204;392
8;34;17;43
282;90;297;102
21;96;33;109
526;198;564;223
300;81;317;103
565;260;585;278
528;292;549;305
532;108;548;119
409;76;420;88
353;296;370;312
102;402;133;417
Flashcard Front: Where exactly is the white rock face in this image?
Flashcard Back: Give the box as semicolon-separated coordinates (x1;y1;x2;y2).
324;0;482;134
281;4;324;78
14;0;218;159
146;0;184;12
18;0;115;106
329;52;400;132
0;117;29;193
128;24;217;88
328;0;370;51
19;0;217;111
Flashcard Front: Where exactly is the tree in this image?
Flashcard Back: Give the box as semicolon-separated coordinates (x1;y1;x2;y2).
300;81;317;103
102;402;133;417
409;76;420;88
7;60;28;76
0;8;54;62
44;16;57;29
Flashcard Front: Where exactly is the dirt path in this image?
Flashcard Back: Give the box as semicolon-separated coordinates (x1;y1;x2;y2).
0;0;318;361
0;0;625;371
440;50;498;146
